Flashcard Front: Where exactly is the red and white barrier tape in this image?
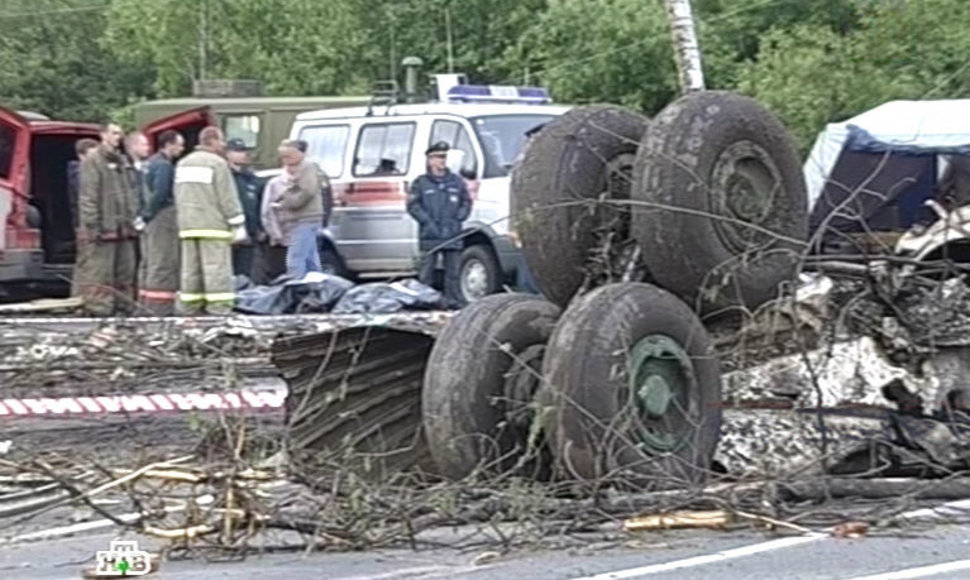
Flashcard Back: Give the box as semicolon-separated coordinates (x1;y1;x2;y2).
0;389;286;417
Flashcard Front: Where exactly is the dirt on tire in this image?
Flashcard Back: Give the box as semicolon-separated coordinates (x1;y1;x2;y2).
542;282;722;487
421;293;560;480
511;105;649;307
631;91;808;315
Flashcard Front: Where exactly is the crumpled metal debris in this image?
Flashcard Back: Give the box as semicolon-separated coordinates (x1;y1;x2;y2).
715;409;890;478
723;336;937;409
717;406;970;478
716;266;970;478
895;279;970;347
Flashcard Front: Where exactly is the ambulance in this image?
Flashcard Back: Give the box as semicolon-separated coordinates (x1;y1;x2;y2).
287;76;569;302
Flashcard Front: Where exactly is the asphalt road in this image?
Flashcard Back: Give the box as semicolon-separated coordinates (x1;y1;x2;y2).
3;514;970;580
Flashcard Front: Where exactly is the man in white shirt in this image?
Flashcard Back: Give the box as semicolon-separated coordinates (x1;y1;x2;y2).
255;172;289;284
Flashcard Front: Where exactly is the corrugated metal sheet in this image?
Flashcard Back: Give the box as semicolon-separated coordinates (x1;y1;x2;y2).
272;326;439;480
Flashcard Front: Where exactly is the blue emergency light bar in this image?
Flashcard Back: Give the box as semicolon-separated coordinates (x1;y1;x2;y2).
446;84;552;104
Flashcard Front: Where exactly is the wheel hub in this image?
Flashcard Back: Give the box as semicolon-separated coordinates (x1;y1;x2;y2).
628;334;697;453
710;140;781;254
461;260;489;300
639;375;673;417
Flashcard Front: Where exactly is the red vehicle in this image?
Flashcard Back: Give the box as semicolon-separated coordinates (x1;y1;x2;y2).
0;107;100;298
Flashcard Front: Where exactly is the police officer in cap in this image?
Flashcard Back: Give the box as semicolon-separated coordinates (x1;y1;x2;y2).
225;138;265;279
407;140;472;309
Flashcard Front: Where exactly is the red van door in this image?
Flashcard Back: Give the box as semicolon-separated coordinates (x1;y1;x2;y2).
142;107;214;156
0;106;35;259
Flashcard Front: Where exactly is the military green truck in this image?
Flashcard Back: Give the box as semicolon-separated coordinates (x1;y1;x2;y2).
133;81;369;170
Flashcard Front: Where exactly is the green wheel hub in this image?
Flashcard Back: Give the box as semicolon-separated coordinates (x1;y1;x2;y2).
628;334;696;453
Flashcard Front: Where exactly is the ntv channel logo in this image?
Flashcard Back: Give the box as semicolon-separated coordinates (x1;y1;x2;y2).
93;539;151;576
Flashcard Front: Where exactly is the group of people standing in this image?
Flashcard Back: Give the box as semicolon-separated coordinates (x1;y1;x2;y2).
70;122;331;317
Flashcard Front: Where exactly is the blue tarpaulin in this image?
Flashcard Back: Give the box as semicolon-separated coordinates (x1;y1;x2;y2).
803;99;970;238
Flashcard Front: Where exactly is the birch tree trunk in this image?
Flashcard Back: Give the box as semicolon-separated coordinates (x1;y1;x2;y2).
664;0;705;93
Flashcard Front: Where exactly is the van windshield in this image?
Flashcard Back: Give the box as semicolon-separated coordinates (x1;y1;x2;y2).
471;114;557;178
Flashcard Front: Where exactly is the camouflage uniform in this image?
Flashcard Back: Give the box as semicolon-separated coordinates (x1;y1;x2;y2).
73;145;138;316
174;149;245;315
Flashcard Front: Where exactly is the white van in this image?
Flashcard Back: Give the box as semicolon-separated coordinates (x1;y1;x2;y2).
287;84;569;302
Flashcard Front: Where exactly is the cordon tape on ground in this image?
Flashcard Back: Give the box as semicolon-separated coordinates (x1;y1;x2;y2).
0;388;286;417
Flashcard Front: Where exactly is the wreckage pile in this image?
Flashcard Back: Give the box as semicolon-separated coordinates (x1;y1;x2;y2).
0;311;452;397
711;268;970;480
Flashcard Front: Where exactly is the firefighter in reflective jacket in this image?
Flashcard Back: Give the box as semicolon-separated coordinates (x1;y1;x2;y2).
173;127;247;315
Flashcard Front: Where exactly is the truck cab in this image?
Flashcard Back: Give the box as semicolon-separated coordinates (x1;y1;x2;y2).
133;94;370;171
288;83;569;302
0;107;100;298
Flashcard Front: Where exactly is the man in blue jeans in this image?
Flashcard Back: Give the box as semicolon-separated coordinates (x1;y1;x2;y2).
271;140;325;280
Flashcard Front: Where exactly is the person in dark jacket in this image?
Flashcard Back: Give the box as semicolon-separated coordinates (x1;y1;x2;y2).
406;141;472;309
126;131;151;286
125;131;151;214
67;138;101;298
73;122;139;316
133;130;184;315
68;139;100;229
226;138;264;279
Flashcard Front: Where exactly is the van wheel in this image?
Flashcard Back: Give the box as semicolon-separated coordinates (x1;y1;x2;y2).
318;241;351;280
460;245;502;303
632;91;808;313
543;282;722;488
422;293;561;479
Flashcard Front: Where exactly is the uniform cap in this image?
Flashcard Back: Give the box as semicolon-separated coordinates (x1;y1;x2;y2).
226;138;249;152
425;141;450;156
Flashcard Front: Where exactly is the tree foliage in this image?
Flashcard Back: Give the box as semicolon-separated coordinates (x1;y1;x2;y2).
736;0;970;152
0;0;154;122
103;0;369;96
508;0;678;112
0;0;967;156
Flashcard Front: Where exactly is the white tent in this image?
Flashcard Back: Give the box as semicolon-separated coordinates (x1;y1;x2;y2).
803;99;970;211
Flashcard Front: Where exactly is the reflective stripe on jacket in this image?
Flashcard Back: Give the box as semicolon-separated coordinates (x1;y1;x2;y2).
174;149;245;239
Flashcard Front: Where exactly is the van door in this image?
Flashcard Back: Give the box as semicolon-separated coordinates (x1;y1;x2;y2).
428;117;482;182
220;112;264;166
142;106;214;156
0;106;33;257
293;121;353;261
343;120;418;272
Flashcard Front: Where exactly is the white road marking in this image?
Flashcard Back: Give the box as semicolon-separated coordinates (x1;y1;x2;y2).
328;565;488;580
1;505;183;544
567;496;970;580
891;498;970;523
844;559;970;580
566;534;827;579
